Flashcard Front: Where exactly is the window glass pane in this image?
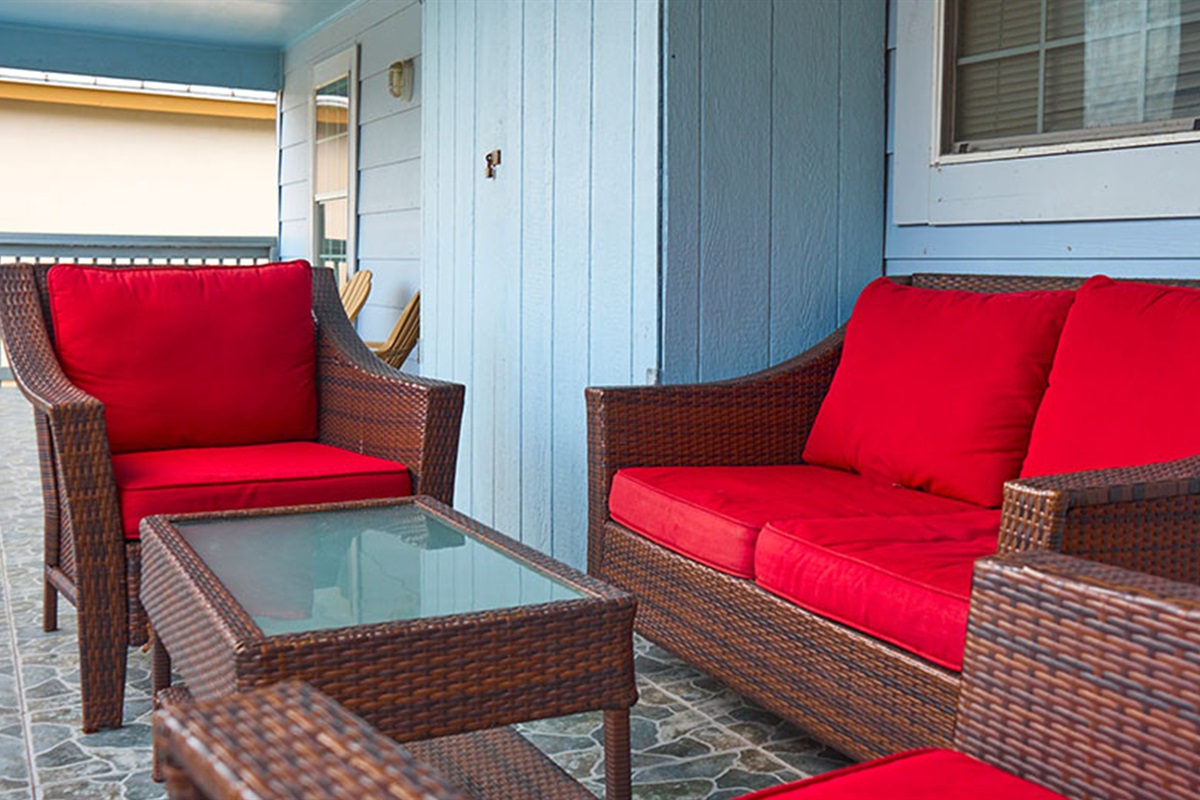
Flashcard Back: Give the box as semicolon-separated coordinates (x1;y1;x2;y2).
1082;31;1143;127
316;197;348;272
1044;43;1085;131
956;53;1040;140
1047;0;1086;39
314;76;349;197
950;0;1200;150
958;0;1041;57
1147;20;1200;119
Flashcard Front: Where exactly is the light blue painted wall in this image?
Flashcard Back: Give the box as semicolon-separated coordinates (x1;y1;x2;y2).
661;0;887;384
0;23;280;90
422;0;660;569
884;1;1200;280
280;1;424;367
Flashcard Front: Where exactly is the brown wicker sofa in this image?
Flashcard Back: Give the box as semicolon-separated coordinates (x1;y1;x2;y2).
587;273;1200;762
0;261;464;732
155;553;1200;799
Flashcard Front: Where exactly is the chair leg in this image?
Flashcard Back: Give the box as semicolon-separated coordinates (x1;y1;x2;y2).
77;606;128;732
43;574;57;633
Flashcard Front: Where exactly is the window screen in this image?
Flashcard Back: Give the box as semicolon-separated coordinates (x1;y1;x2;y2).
946;0;1200;152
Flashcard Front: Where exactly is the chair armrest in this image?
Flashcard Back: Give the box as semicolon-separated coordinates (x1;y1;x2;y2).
999;456;1200;583
0;264;125;590
0;263;96;413
956;552;1200;798
154;681;473;800
311;269;464;505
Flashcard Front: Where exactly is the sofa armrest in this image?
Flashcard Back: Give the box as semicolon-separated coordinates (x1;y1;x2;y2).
585;329;843;555
154;681;473;800
311;269;465;505
999;456;1200;583
956;552;1200;798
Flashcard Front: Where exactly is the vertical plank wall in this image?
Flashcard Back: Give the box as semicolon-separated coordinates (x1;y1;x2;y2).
422;0;659;567
661;0;887;383
280;0;424;359
884;1;1200;279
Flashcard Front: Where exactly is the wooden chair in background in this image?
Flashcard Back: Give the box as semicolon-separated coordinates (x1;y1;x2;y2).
368;291;420;369
338;269;373;323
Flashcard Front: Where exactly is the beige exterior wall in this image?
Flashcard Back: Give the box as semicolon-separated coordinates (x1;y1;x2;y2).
0;95;276;237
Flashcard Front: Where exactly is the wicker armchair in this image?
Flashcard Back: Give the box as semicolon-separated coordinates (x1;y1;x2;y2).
0;263;464;732
587;273;1200;761
154;554;1200;799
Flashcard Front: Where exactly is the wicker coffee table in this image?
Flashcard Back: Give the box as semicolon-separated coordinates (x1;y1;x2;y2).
140;497;637;799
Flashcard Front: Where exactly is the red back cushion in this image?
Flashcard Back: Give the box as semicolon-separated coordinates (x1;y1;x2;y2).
1022;276;1200;477
48;261;318;453
802;278;1074;507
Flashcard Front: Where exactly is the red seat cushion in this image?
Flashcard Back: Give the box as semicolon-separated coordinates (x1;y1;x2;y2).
1023;276;1200;477
48;261;317;454
754;510;1000;670
112;441;412;539
609;465;981;579
741;749;1065;799
802;278;1074;507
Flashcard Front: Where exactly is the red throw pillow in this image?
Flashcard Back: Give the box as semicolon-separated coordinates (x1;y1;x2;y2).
49;261;318;453
803;277;1074;507
1022;276;1200;477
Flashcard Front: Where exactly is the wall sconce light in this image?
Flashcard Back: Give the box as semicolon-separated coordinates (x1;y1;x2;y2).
388;59;414;102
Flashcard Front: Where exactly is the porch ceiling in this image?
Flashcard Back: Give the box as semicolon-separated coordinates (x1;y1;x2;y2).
0;0;360;49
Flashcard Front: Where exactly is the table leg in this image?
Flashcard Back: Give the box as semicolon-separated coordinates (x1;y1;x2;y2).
151;629;172;695
603;708;632;800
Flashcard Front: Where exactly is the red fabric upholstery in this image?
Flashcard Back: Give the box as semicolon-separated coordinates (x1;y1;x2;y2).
113;441;412;539
802;278;1074;507
48;261;317;454
1023;275;1200;477
609;465;980;578
754;511;1000;670
741;749;1065;799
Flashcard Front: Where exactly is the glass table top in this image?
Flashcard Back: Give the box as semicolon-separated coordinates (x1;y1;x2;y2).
176;505;584;636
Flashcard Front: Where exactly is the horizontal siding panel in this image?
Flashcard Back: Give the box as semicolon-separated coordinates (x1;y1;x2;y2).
360;68;419;125
279;182;308;223
887;258;1200;279
359;159;421;214
360;2;421;77
279;142;308;185
358;209;419;260
888;216;1200;261
278;219;308;260
360;110;421;168
280;106;307;148
358;257;420;306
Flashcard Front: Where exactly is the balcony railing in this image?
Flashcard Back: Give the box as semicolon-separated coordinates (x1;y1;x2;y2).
0;233;278;381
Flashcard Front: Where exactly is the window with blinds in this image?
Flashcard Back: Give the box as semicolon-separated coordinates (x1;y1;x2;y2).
945;0;1200;153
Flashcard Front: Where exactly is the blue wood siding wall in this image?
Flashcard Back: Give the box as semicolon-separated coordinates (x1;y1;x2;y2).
280;1;424;360
0;23;280;90
661;0;887;384
884;1;1200;279
422;0;660;568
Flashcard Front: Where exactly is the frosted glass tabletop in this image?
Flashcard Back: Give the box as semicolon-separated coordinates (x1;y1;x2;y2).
175;505;584;636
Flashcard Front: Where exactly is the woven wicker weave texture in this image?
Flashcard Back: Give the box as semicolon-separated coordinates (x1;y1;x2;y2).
153;553;1200;800
0;262;465;732
587;273;1200;762
141;496;638;799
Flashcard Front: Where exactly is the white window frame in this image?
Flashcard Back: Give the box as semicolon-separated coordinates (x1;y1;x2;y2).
311;46;359;280
893;0;1200;226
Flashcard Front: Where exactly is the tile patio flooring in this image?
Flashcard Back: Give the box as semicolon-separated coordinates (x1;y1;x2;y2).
0;384;850;799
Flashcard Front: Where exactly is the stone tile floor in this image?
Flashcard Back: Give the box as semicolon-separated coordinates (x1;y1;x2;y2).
0;384;850;798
